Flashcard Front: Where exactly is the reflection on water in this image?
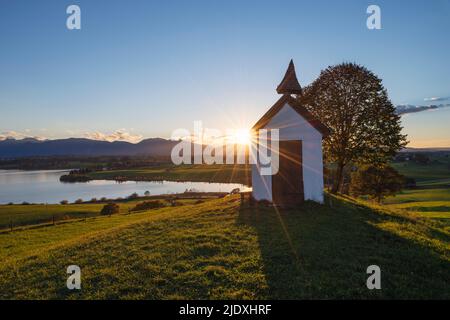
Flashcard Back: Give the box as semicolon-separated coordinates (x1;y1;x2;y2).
0;170;250;204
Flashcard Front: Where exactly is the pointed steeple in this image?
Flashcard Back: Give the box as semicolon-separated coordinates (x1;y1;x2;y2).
276;59;302;95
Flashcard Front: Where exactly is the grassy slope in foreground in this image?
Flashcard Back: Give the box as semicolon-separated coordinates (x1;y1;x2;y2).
0;195;448;299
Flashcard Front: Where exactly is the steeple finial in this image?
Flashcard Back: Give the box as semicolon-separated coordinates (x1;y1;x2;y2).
276;59;302;95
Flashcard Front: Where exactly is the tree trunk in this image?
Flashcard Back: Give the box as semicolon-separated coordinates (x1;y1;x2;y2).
331;162;345;194
377;194;382;204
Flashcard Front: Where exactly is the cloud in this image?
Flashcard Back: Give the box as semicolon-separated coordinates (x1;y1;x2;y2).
84;129;143;143
396;103;450;115
0;131;46;141
424;96;450;102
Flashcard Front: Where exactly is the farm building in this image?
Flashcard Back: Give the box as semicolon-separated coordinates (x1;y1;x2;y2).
251;60;330;206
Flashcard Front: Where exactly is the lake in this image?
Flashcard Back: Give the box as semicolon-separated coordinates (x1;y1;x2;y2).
0;170;250;204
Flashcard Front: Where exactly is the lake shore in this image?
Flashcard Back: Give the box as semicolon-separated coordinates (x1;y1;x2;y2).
0;168;249;205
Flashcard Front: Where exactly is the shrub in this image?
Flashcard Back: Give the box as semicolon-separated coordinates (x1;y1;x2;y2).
131;200;164;212
60;200;69;205
350;164;404;203
404;177;417;188
101;203;120;215
74;199;83;204
128;193;139;200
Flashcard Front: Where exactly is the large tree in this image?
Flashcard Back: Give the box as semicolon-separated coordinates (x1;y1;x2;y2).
301;63;407;193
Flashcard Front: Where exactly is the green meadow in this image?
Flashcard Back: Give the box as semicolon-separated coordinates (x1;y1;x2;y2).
392;155;450;186
387;154;450;221
0;198;203;230
0;195;448;299
0;203;111;230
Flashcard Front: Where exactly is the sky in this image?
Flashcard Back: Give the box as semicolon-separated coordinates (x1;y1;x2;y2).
0;0;449;147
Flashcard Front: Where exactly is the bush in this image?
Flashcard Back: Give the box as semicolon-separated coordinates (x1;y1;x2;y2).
128;193;139;200
350;164;404;203
404;177;417;188
74;199;83;204
101;203;120;215
60;200;69;205
131;200;165;212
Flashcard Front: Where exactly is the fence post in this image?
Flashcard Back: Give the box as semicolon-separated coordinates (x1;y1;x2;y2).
10;219;13;232
52;215;55;225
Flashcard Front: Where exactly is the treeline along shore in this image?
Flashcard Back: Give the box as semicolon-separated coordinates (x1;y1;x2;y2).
60;164;252;186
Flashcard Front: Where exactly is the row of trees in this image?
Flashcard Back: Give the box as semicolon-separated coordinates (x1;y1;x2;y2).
299;63;408;202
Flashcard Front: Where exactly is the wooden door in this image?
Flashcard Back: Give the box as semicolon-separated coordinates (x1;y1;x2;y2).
272;140;304;206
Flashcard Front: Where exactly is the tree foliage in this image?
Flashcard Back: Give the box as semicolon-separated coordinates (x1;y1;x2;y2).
301;63;407;193
131;200;164;212
100;203;120;215
350;165;404;203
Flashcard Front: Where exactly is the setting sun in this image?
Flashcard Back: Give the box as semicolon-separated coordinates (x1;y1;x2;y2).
232;128;252;145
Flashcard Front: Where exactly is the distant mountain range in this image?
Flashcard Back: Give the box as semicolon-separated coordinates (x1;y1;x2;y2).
0;137;448;158
0;138;180;158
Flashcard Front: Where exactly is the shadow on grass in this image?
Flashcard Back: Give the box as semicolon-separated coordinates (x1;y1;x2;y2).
236;197;450;299
410;206;450;212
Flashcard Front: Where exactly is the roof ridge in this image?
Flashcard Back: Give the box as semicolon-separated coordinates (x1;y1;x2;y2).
252;95;330;137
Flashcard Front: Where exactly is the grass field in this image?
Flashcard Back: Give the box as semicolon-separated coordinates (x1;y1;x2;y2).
383;188;450;219
386;154;450;221
0;203;112;230
88;164;251;185
0;197;207;230
392;157;450;186
0;195;448;299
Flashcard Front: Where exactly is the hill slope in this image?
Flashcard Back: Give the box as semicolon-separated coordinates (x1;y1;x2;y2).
0;195;448;299
0;138;178;157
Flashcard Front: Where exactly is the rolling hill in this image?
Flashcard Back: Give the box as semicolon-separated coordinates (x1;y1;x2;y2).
0;138;179;157
0;195;448;299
